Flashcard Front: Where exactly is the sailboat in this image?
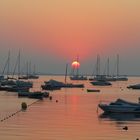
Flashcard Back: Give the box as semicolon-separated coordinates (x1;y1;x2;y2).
28;64;39;79
42;63;84;90
19;62;39;79
0;51;33;92
69;57;87;80
103;57;116;81
0;50;14;81
89;55;104;81
115;55;128;81
90;55;112;86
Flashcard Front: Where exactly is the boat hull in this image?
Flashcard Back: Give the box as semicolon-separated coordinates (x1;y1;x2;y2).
98;104;140;113
127;84;140;89
90;81;112;86
87;89;100;92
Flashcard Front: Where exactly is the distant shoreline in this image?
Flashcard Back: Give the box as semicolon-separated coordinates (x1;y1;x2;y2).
2;73;140;77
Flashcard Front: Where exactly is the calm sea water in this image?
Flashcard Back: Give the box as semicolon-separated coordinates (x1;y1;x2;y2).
0;76;140;140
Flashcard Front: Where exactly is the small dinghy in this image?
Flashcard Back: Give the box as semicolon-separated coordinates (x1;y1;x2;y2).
87;89;100;92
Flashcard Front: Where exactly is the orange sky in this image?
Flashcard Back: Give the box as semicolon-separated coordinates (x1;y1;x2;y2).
0;0;140;74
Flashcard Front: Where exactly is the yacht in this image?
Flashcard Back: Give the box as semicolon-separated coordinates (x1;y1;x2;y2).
98;98;140;113
127;84;140;89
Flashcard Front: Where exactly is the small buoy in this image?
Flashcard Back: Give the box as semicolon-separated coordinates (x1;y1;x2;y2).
123;126;128;130
49;96;52;100
21;102;27;110
56;100;58;103
139;97;140;103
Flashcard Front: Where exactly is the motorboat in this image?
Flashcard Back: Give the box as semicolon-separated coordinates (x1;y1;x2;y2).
28;92;44;99
0;85;30;92
41;84;61;90
127;84;140;89
98;98;140;113
16;80;33;88
18;91;49;99
90;80;112;86
41;79;84;90
1;79;33;88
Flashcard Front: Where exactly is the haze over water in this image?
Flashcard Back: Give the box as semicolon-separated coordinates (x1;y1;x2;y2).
0;76;140;140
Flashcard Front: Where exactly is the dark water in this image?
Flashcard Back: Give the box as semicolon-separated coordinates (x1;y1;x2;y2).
0;76;140;140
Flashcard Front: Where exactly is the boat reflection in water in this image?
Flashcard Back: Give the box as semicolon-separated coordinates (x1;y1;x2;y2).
99;112;140;122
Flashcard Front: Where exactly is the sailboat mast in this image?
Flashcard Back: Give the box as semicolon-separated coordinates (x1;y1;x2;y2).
29;61;31;76
96;55;100;76
33;64;35;75
18;50;21;79
65;63;68;83
7;50;10;78
26;61;29;78
76;56;79;76
107;57;109;76
98;55;100;75
96;55;98;76
117;54;119;77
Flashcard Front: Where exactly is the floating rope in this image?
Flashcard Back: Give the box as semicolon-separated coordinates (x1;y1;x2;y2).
0;99;40;122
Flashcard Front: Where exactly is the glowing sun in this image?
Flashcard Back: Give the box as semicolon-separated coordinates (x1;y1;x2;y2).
71;61;80;69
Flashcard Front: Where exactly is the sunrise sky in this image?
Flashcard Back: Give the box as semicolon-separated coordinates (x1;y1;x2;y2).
0;0;140;75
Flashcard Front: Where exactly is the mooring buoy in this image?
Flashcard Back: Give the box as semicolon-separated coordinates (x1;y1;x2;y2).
21;102;27;110
49;96;52;100
123;126;128;130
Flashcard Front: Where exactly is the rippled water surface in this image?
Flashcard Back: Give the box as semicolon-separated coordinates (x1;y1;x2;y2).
0;76;140;140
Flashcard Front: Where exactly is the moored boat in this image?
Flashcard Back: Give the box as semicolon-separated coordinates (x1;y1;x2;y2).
18;91;49;99
41;79;84;90
87;89;100;92
90;80;112;86
127;84;140;89
70;75;87;80
98;98;140;113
